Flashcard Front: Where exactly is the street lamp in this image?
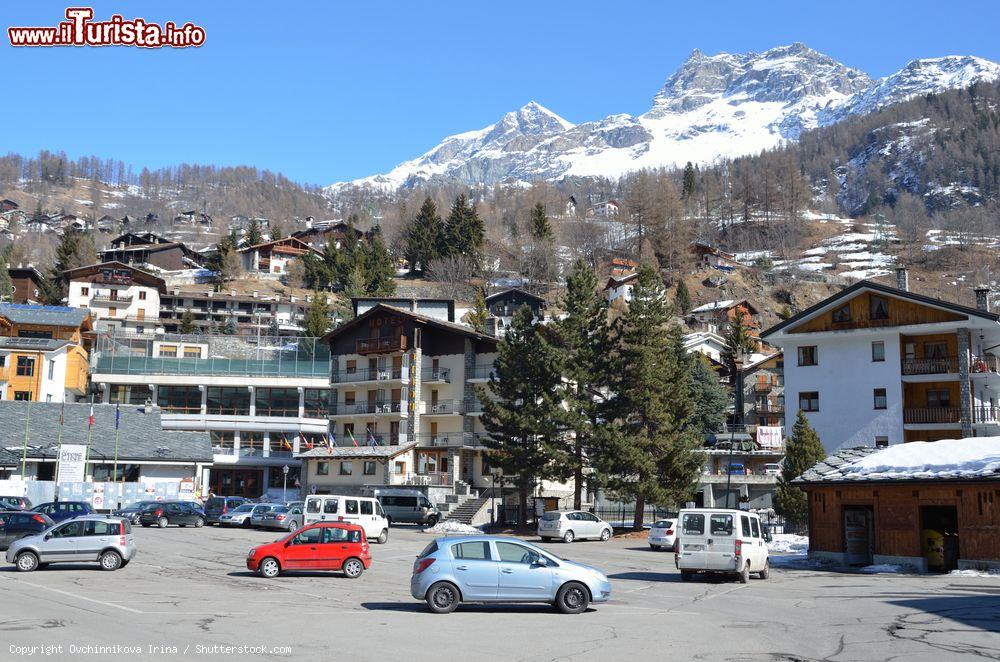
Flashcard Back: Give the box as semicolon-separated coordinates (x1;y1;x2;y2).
282;464;290;503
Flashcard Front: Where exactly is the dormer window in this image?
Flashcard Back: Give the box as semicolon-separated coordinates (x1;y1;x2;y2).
832;303;851;324
870;295;890;321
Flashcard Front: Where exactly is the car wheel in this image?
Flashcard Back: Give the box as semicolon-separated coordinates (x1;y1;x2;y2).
681;570;694;582
758;560;769;580
600;528;612;542
342;558;364;579
649;544;657;550
562;530;575;543
99;550;123;571
738;562;750;584
376;529;388;544
194;518;204;528
290;519;300;531
15;551;39;572
555;581;590;614
426;582;460;614
385;516;393;527
157;517;168;528
426;515;438;527
259;557;280;579
242;519;251;529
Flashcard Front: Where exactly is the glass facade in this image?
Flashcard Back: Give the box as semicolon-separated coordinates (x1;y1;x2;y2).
206;387;251;415
255;387;299;417
108;384;153;405
157;385;202;412
303;389;331;418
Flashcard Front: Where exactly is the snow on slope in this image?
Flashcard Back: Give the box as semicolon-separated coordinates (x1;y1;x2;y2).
331;44;1000;191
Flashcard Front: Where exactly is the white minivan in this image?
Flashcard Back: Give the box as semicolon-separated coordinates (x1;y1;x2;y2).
303;495;390;544
674;508;769;583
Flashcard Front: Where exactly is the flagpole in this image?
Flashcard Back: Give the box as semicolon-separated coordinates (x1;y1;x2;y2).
19;398;31;480
54;399;66;484
113;403;121;485
83;396;94;481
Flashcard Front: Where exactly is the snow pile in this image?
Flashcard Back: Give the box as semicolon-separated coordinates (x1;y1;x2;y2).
423;520;482;535
768;534;809;554
833;438;1000;481
859;564;911;574
949;568;1000;578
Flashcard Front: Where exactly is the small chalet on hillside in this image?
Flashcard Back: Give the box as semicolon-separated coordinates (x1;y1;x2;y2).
100;232;204;271
239;236;321;275
484;288;545;335
292;221;366;250
690;299;760;335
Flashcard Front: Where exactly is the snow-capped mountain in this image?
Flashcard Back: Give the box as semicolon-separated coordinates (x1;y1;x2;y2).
331;44;1000;191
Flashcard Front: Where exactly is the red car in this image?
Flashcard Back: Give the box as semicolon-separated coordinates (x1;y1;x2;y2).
246;522;371;579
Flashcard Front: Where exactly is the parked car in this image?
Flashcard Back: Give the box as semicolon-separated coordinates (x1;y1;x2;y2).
0;510;54;550
411;535;612;614
537;510;613;543
0;496;32;510
762;463;782;476
303;495;389;543
204;496;249;525
218;503;256;528
113;501;155;525
6;515;136;572
675;508;769;583
249;503;282;528
260;505;304;532
246;522;370;579
138;501;205;528
704;432;754;449
32;501;94;523
648;518;677;551
376;489;441;526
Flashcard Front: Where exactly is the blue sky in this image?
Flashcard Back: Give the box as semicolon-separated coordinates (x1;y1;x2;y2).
4;1;1000;186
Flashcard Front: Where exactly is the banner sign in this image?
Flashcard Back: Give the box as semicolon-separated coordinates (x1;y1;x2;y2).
757;426;784;448
56;445;87;483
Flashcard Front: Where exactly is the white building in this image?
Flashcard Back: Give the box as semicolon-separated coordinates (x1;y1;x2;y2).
65;262;165;336
762;272;1000;451
603;273;638;305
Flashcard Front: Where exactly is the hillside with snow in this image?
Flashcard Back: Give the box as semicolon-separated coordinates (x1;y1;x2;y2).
331;44;1000;191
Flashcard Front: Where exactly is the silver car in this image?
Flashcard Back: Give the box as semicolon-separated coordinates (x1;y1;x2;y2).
410;535;612;614
218;503;256;528
537;510;613;543
249;503;282;528
6;516;136;572
259;505;304;532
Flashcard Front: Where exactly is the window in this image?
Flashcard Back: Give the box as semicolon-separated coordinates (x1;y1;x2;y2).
344;391;357;406
875;436;889;448
710;514;734;536
138;291;147;300
183;347;201;358
741;515;752;537
363;461;376;476
108;307;117;316
345;359;357;374
832;304;851;323
323;527;353;543
304;389;330;417
452;541;490;560
394;461;405;475
750;518;761;539
924;342;948;360
927;389;951;408
158;344;178;357
47;359;54;380
81;286;89;296
496;541;541;565
869;295;889;321
339;461;353;476
360;501;373;515
872;341;885;362
13;391;31;401
681;513;704;535
316;461;329;476
797;346;817;366
344;499;358;515
799;391;819;412
52;521;85;538
157;385;201;412
206;387;251;415
323;499;338;514
292;528;323;545
16;356;35;377
85;520;120;536
874;388;887;410
255;387;299;417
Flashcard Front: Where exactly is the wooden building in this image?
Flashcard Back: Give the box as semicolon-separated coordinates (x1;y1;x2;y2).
7;266;44;304
797;440;1000;572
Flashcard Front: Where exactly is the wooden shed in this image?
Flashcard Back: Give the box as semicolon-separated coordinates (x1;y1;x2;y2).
797;440;1000;573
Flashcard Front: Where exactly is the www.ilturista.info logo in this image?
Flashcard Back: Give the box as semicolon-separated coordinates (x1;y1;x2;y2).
8;7;205;48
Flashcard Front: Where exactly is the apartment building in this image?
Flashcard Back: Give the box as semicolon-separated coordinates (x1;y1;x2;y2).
157;289;309;336
761;270;1000;451
65;262;166;335
0;304;91;402
99;232;204;271
238;236;320;275
7;266;44;304
89;333;332;499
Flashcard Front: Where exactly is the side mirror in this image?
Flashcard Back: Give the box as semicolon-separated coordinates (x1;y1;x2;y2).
534;556;549;567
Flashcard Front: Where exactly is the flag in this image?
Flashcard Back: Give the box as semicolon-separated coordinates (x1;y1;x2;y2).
114;404;120;430
348;429;358;447
88;403;94;427
282;436;292;451
326;430;335;450
367;428;377;447
301;433;313;450
59;400;65;426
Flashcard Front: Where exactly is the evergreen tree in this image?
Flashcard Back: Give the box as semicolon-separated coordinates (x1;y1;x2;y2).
682;161;696;197
267;316;281;338
674;280;692;315
32;202;45;224
466;289;489;334
594;265;703;529
444;194;485;261
269;220;285;242
775;411;827;531
179;309;197;334
245;218;264;247
553;258;610;509
479;306;565;525
211;230;243;283
404;197;444;273
0;245;13;303
362;226;396;296
529;203;553;241
687;354;729;437
303;292;332;338
722;313;757;376
222;313;238;335
343;262;367;300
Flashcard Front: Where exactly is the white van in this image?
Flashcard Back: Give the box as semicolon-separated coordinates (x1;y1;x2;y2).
303;495;390;544
674;508;769;583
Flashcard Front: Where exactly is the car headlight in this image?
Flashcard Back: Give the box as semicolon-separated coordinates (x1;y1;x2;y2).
247;549;256;558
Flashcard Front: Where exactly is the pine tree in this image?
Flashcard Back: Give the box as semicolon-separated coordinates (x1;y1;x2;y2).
594;265;703;529
775;411;827;531
245;218;264;247
444;194;485;262
682;162;696;198
687;354;729;436
32;202;45;224
553;258;610;509
343;262;367;300
303;292;332;338
0;245;13;303
179;309;198;334
362;226;396;296
479;306;565;525
466;289;489;334
674;280;692;315
722;313;757;376
529;203;553;241
404;197;444;273
213;230;243;283
222;313;238;335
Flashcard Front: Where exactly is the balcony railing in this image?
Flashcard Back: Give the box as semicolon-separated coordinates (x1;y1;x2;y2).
91;294;133;305
333;401;406;415
468;365;496;380
423;400;464;415
416;433;485;448
421;367;451;382
902;357;959;375
331;368;404;383
388;471;452;486
356;336;407;354
904;407;961;424
973;406;999;424
971;355;1000;375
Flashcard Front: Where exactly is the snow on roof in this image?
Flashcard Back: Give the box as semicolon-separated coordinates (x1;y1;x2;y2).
802;438;1000;483
690;299;735;313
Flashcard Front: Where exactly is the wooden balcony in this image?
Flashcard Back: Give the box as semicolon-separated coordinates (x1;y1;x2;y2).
356;335;407;355
902;357;959;375
903;407;961;424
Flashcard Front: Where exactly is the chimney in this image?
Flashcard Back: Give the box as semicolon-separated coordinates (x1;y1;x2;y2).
252;291;258;299
975;286;991;312
895;267;909;292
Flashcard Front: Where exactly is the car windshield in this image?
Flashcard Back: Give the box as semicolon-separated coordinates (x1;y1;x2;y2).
653;520;674;528
232;504;255;513
541;512;562;521
270;507;289;514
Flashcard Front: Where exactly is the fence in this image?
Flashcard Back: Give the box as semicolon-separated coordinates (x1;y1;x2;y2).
0;479;197;510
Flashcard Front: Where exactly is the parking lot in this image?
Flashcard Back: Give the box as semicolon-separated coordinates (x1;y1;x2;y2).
2;524;998;661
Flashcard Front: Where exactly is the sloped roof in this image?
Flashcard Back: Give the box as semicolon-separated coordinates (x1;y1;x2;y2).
604;273;639;290
297;441;417;460
62;261;167;293
322;303;496;346
0;402;212;464
0;337;71;352
0;303;90;328
484;287;545;304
